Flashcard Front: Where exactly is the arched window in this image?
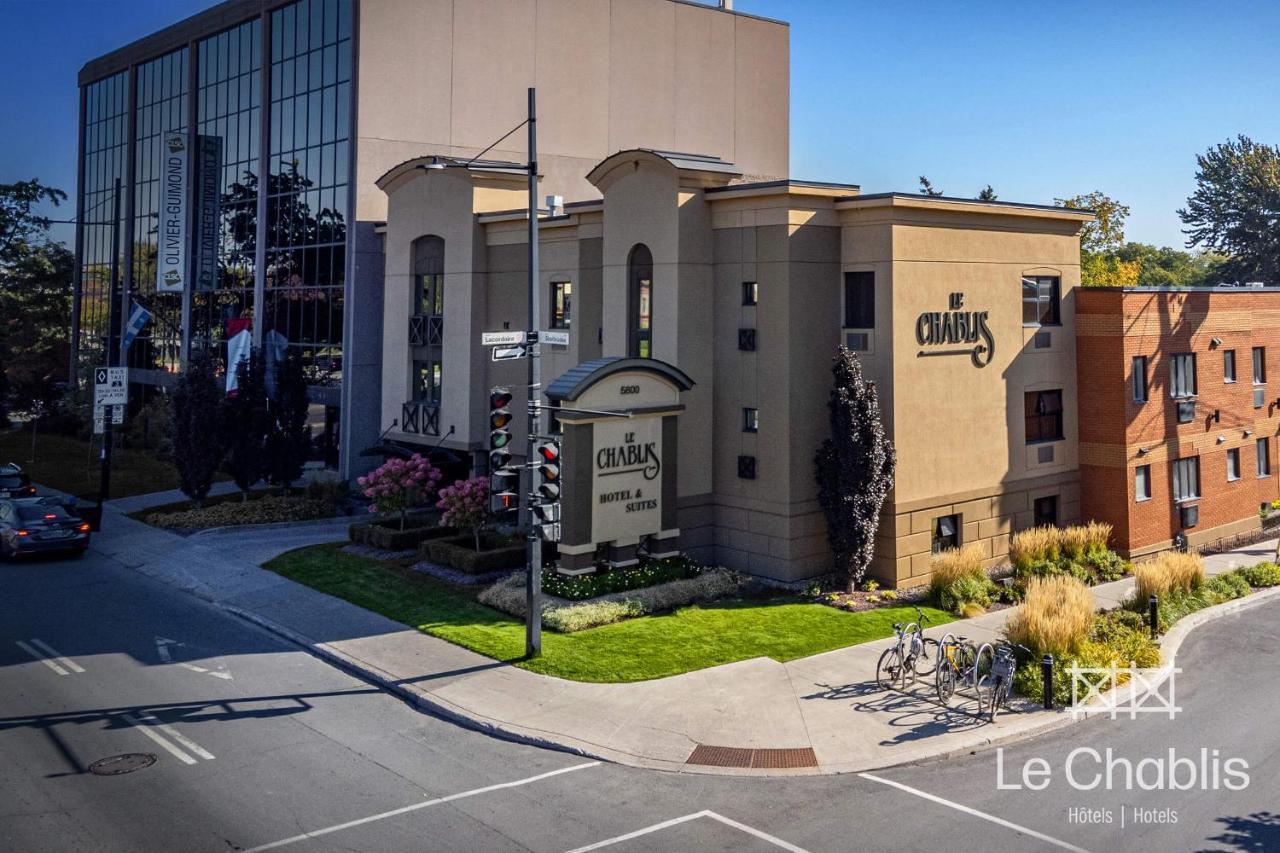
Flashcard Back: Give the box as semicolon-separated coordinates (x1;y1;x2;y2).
628;244;653;358
413;235;445;316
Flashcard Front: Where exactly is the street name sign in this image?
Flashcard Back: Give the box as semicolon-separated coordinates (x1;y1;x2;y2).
539;330;570;347
481;331;526;346
94;367;129;406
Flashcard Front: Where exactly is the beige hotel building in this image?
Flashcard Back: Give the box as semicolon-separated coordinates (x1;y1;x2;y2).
374;1;1092;587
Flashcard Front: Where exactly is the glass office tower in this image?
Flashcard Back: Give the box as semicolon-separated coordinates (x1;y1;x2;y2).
73;0;352;466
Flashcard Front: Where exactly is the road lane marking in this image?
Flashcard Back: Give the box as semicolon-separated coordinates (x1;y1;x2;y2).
120;713;196;765
135;713;215;761
241;761;601;853
564;810;811;853
16;640;69;676
156;636;233;679
858;772;1094;853
28;638;85;673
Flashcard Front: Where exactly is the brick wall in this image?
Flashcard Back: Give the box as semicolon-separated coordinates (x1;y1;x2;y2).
1077;288;1280;555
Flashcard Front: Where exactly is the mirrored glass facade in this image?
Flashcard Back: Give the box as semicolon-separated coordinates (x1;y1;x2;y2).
194;18;261;354
77;71;129;372
130;49;188;374
267;0;352;386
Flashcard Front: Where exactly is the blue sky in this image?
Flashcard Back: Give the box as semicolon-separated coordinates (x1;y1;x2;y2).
3;0;1278;249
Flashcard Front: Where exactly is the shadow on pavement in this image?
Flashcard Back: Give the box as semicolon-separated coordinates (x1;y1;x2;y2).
1199;811;1280;852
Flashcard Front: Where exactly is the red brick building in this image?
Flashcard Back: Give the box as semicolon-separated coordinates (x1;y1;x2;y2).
1077;286;1280;557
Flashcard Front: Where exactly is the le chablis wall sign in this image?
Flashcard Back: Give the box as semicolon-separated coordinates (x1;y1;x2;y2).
916;292;994;368
592;416;663;539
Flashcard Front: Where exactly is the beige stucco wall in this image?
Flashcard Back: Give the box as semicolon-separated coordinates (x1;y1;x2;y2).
355;0;790;224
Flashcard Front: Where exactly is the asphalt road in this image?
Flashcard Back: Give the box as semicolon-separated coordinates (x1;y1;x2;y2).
2;544;1277;853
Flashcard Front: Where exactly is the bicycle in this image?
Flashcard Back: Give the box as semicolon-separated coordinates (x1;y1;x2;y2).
876;606;934;691
935;633;995;711
987;642;1031;721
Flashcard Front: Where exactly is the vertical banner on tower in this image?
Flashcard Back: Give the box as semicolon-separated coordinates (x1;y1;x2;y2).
156;132;189;293
193;134;223;292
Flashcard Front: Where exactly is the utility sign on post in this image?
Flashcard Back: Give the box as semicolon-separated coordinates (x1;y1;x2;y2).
491;345;528;362
94;367;128;407
481;330;527;347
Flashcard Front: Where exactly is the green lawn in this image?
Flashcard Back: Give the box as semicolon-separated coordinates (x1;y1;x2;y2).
0;427;219;499
265;544;955;682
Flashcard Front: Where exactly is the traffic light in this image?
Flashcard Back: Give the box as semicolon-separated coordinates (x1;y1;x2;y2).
532;502;560;542
489;388;518;512
534;440;561;501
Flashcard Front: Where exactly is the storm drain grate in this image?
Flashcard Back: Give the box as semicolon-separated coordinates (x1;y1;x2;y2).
89;753;157;776
686;745;818;769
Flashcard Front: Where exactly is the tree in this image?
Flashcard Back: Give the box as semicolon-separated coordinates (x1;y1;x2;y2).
1179;135;1280;285
918;176;944;197
814;347;896;589
0;352;10;429
219;352;270;501
1113;242;1224;288
0;180;66;266
977;185;998;201
265;350;312;492
171;352;224;507
436;476;490;552
358;455;442;530
1056;191;1141;286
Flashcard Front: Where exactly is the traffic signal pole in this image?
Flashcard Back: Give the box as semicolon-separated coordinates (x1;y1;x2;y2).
524;87;542;658
97;177;123;513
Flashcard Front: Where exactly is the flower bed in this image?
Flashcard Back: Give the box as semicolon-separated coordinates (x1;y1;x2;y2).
480;567;742;632
542;556;703;601
423;532;525;575
348;516;450;551
143;494;334;530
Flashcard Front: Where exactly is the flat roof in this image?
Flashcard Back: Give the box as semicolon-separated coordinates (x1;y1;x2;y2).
80;0;786;86
837;192;1093;216
1082;285;1274;293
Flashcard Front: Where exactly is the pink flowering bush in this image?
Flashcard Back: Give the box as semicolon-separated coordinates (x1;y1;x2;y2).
436;476;490;551
356;454;443;529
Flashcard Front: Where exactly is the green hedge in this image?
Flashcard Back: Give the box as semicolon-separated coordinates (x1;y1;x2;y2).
349;519;452;551
542;557;703;601
424;534;525;574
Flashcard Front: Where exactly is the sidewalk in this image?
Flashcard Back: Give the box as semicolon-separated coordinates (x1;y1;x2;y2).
93;492;1280;776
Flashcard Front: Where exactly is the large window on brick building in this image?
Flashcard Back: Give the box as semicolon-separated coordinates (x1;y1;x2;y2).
1228;448;1241;482
1224;349;1237;383
1257;438;1271;478
1132;356;1148;403
1170;353;1197;398
1173;457;1200;503
1135;465;1152;501
1024;389;1064;443
1253;347;1266;409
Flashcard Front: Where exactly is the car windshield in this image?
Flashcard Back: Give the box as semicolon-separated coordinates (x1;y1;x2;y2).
0;475;24;489
16;506;73;522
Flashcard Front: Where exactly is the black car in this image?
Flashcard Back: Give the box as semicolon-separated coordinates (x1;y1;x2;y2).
0;498;91;559
0;463;36;500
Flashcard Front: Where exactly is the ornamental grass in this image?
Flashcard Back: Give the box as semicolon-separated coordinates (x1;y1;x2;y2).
1133;551;1205;602
1003;575;1093;659
928;544;997;615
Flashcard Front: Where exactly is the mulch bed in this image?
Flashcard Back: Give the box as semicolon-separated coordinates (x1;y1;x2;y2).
407;560;516;587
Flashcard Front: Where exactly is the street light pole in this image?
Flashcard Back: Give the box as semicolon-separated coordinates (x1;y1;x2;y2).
525;87;542;658
97;177;123;512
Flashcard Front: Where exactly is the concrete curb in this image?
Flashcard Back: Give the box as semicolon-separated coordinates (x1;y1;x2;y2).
214;580;1280;778
187;514;356;537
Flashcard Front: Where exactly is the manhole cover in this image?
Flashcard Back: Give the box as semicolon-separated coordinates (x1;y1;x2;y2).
89;753;157;776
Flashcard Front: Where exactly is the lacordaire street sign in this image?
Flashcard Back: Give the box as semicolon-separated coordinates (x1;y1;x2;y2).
94;367;129;406
482;330;527;346
156;132;189;293
545;357;694;573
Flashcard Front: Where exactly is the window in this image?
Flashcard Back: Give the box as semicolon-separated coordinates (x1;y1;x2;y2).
1258;438;1271;477
742;281;758;306
628;244;653;358
1224;349;1236;383
414;236;445;315
413;359;441;404
1173;457;1200;503
1033;496;1059;528
1253;347;1266;409
1132;356;1148;403
1135;465;1151;501
1228;448;1241;482
550;280;572;329
742;408;759;433
1170;353;1196;399
932;514;961;553
1021;276;1061;326
737;455;756;480
1024;390;1064;443
843;271;874;328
